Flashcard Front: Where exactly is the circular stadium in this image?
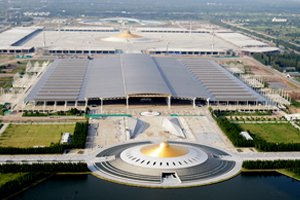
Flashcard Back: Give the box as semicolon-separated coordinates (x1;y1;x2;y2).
89;141;242;188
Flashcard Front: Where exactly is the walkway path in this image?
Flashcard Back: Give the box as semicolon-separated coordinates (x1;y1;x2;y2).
236;152;300;161
0;148;101;164
1;149;300;164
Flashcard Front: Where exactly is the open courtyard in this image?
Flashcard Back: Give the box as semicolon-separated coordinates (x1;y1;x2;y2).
85;106;234;151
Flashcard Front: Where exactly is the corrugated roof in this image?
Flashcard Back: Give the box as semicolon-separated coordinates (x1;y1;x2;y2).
154;57;212;99
83;56;125;99
180;59;265;102
25;54;265;103
26;59;89;101
121;54;171;96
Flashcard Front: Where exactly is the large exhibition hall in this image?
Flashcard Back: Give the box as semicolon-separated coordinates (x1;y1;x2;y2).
25;54;266;110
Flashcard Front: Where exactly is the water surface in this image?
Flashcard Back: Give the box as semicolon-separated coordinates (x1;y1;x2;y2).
14;172;300;200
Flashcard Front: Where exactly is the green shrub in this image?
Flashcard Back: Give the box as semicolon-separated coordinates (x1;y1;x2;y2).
243;160;300;169
212;113;254;147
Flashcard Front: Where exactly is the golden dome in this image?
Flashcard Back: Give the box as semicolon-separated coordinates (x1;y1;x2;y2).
140;141;189;158
113;30;142;39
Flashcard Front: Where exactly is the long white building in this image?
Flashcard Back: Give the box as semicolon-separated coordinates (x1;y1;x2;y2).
0;25;279;56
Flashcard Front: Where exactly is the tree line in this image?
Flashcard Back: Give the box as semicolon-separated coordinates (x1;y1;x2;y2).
253;52;300;72
70;121;89;148
0;144;65;154
0;172;45;198
253;135;300;151
243;160;300;169
23;108;84;117
212;111;254;147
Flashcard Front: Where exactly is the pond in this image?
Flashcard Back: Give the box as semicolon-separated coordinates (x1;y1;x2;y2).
13;172;300;200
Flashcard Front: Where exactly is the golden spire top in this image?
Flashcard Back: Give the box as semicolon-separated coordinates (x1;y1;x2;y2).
141;141;189;158
113;30;142;39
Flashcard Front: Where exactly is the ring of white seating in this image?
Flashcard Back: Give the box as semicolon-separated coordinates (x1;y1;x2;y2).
120;144;208;169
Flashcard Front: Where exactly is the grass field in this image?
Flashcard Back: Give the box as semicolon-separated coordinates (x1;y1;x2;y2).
249;25;300;45
11;62;27;74
291;99;300;108
239;123;300;144
0;55;14;62
277;169;300;181
0;124;75;148
0;173;27;187
0;77;13;88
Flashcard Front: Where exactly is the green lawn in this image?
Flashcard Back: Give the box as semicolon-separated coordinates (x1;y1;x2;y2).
294;77;300;83
291;99;300;108
0;55;14;61
249;25;300;45
239;123;300;144
0;173;27;187
277;169;300;181
11;62;26;74
0;77;13;88
0;124;75;148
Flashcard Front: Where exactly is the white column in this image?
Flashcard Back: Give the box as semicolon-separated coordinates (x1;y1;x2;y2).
75;101;78;108
207;98;210;107
193;98;196;108
100;98;103;113
126;96;129;109
54;101;57;110
85;98;88;108
43;101;46;112
168;96;171;109
64;101;67;110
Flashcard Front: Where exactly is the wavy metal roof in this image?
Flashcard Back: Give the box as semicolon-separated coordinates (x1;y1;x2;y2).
25;54;265;103
180;59;265;102
83;56;125;99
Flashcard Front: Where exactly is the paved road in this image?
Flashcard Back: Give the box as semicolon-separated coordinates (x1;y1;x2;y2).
0;148;101;164
0;154;86;164
1;149;300;164
236;152;300;161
